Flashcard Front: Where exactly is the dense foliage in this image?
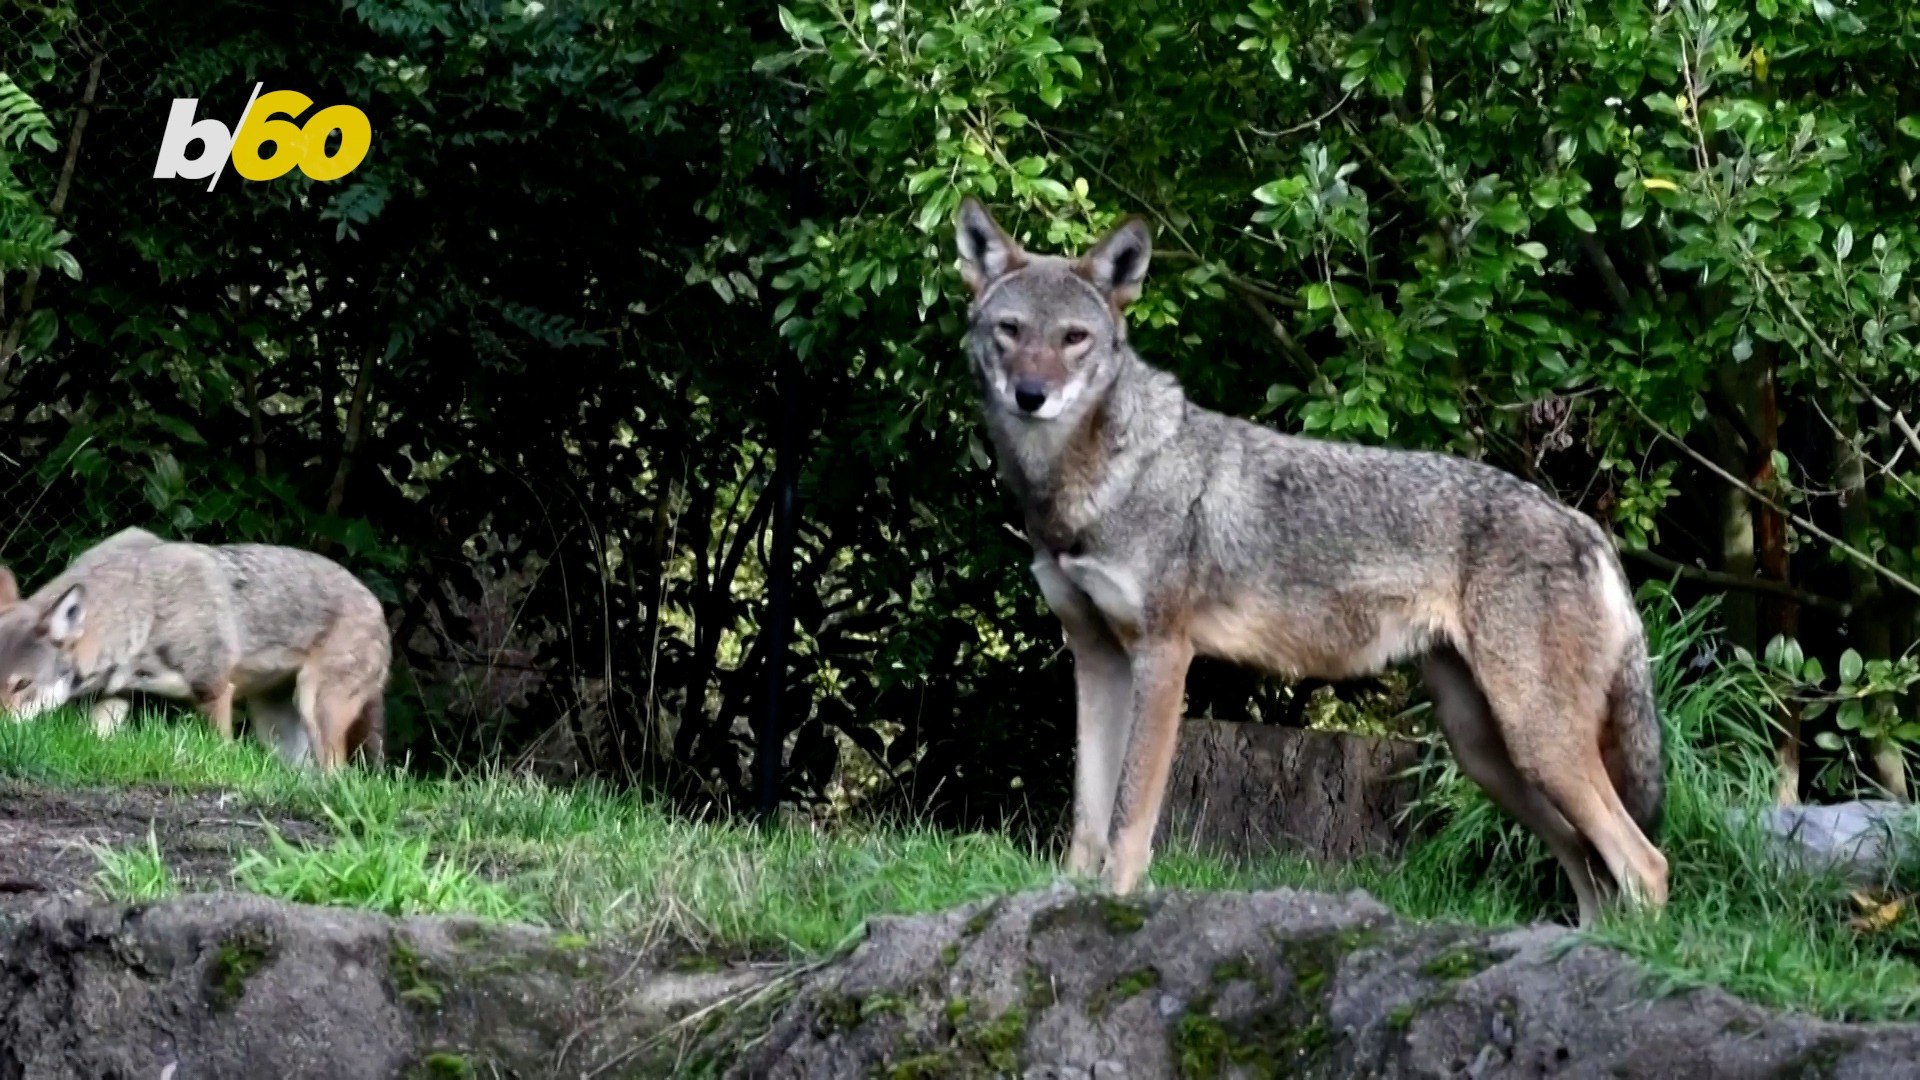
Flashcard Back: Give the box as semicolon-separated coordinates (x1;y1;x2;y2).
2;0;1917;820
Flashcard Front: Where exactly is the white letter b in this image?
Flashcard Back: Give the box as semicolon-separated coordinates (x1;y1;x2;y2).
153;99;231;180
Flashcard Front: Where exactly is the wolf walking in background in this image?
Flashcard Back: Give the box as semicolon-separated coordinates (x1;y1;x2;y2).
954;199;1667;926
0;528;389;770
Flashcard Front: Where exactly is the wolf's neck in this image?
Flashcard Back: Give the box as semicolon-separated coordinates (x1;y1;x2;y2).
992;350;1187;548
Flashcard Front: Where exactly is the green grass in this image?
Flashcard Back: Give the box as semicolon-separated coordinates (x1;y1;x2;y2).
231;796;533;921
7;585;1920;1020
89;827;177;903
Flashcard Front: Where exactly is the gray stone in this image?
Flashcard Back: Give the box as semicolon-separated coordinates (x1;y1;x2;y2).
1735;799;1920;883
3;886;1920;1077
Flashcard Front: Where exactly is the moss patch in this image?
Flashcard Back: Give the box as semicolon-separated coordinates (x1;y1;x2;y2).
1420;942;1497;983
888;997;1032;1076
1167;929;1364;1078
885;1053;950;1080
408;1053;475;1080
1030;894;1151;938
1023;965;1058;1014
957;1003;1028;1073
1091;966;1161;1017
812;992;863;1037
1211;956;1275;996
206;929;274;1011
1101;896;1148;933
390;936;444;1010
962;900;1001;937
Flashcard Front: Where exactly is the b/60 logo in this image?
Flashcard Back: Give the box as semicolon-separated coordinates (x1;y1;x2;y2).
154;83;371;190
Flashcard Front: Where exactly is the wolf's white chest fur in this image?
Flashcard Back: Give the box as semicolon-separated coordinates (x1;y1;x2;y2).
1031;551;1148;636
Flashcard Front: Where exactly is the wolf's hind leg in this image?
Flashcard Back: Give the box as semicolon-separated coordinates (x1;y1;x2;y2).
246;690;311;766
1471;640;1669;918
1423;648;1607;927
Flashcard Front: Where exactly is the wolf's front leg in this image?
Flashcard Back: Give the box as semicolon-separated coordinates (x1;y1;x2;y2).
1066;632;1134;877
1103;635;1194;895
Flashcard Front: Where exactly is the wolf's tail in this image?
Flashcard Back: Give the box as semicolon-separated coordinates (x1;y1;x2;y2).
1604;633;1665;839
350;695;387;768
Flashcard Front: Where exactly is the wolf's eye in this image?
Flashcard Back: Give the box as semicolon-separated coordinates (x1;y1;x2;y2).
1062;328;1090;346
996;320;1021;339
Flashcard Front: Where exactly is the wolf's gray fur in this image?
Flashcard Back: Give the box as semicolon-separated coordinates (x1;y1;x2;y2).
0;528;388;770
955;199;1667;926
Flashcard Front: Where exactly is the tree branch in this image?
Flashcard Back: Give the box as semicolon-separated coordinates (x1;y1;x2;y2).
1626;396;1920;603
1236;293;1316;376
1621;545;1849;616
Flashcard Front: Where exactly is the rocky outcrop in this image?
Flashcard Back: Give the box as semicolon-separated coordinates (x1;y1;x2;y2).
0;893;769;1078
737;886;1920;1079
0;888;1916;1078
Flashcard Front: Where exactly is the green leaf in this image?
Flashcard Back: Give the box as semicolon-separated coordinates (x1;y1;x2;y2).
1303;283;1334;310
1565;206;1597;234
149;414;207;446
1841;649;1864;685
1480;196;1529;234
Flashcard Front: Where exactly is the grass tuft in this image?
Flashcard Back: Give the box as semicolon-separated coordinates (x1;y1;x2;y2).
231;794;534;922
89;827;177;903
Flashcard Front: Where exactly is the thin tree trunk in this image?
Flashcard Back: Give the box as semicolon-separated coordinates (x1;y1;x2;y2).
1708;412;1759;653
1750;357;1801;804
1835;403;1902;799
323;345;379;520
246;368;269;478
638;461;680;763
313;345;379;559
757;357;803;822
237;289;268;479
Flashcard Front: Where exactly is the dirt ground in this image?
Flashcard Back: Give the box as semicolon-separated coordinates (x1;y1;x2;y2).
0;780;323;909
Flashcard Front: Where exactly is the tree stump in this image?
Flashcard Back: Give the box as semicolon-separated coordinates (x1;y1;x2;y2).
1160;718;1422;863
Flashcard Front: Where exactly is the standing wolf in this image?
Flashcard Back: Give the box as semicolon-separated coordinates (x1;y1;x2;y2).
954;199;1667;926
0;528;388;770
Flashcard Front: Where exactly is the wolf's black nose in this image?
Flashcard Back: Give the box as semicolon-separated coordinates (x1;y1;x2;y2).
1014;379;1048;413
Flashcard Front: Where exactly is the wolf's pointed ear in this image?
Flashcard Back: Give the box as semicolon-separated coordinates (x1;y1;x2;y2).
1078;215;1153;309
955;198;1025;297
0;568;16;609
41;584;84;645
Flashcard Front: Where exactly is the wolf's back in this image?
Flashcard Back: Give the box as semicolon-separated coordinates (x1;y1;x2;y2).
209;544;388;657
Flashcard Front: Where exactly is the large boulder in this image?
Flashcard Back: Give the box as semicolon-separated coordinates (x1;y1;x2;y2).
738;886;1920;1079
0;887;1916;1078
